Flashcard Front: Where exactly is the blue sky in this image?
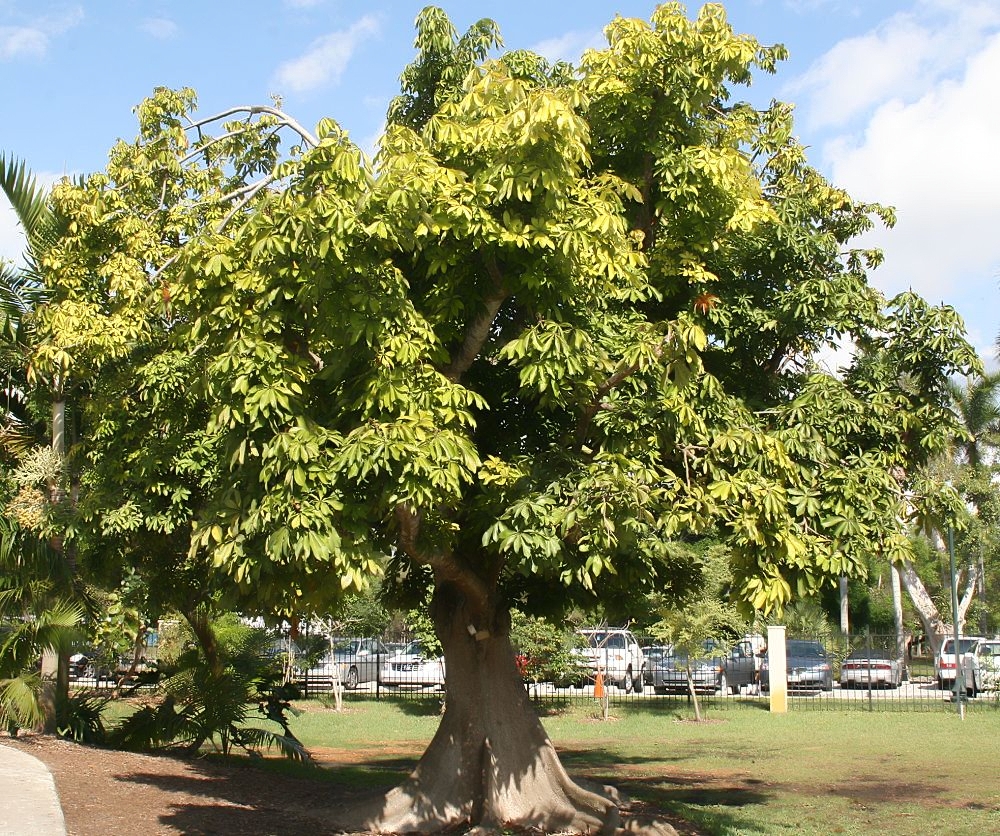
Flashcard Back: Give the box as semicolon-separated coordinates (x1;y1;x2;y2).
3;0;999;364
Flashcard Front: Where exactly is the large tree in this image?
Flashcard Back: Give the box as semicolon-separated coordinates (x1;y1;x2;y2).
31;4;978;832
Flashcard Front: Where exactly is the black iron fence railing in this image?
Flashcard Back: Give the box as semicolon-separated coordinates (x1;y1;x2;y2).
288;633;1000;713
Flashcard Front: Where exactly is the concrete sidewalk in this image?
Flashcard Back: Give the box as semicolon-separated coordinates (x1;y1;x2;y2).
0;744;66;836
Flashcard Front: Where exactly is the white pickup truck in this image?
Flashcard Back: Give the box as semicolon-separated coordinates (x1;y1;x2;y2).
573;628;646;693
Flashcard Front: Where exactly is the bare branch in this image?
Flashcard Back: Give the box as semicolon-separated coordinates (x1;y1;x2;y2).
215;173;279;233
180;130;245;164
186;105;319;149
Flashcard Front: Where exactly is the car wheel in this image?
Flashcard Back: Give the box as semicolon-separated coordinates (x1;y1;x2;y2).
717;672;728;695
345;667;360;690
622;669;634;693
653;686;666;695
633;669;644;694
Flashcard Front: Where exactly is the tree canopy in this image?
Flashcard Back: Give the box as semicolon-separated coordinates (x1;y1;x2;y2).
14;3;981;831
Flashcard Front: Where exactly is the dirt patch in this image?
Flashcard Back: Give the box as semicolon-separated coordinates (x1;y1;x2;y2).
823;778;946;806
5;734;364;835
5;734;698;835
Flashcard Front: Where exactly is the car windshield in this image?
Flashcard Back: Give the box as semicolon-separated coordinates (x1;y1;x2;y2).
402;641;424;657
331;639;361;654
585;632;625;650
786;641;826;658
942;638;980;654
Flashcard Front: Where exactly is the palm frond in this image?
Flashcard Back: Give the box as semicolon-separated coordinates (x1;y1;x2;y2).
0;672;45;732
234;724;313;762
0;153;53;259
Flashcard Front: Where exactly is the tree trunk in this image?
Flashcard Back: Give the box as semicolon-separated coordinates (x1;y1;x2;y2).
333;581;656;834
42;396;70;734
890;563;907;675
839;576;849;635
900;559;948;658
685;663;703;722
957;563;978;633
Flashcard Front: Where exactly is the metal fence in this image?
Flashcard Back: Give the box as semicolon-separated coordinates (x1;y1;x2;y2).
296;633;1000;713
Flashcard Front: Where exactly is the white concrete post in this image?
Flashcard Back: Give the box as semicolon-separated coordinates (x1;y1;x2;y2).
767;625;787;714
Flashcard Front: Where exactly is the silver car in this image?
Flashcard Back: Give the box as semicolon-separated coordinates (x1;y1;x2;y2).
651;641;757;695
302;637;389;689
840;647;903;689
761;640;834;692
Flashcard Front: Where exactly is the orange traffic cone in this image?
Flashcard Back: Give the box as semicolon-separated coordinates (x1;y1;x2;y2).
594;671;605;699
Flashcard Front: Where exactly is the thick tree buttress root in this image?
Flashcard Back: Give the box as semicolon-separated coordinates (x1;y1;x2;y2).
329;591;677;834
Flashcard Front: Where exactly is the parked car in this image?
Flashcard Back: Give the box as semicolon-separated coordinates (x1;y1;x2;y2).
572;628;645;693
962;639;1000;696
68;652;92;680
642;645;672;685
840;647;903;689
651;640;757;695
761;639;834;692
301;637;389;690
379;640;446;689
935;636;984;692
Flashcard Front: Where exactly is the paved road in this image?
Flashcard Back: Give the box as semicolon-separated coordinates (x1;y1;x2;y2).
0;744;65;836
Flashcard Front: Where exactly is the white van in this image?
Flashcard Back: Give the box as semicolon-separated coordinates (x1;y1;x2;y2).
573;628;645;693
935;636;984;691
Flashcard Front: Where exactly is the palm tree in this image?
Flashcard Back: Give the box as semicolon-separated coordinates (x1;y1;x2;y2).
948;371;1000;469
1;154;53;462
0;152;79;731
948;372;1000;632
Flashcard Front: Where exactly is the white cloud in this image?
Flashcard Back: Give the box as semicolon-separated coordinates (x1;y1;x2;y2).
0;26;46;59
284;0;324;7
787;1;1000;359
789;1;1000;130
530;29;605;66
824;32;1000;305
0;6;83;61
141;18;178;40
272;15;379;95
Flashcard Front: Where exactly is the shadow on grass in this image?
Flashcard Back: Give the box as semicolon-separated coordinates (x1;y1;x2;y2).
118;742;775;836
118;755;368;836
370;692;447;716
571;758;775;835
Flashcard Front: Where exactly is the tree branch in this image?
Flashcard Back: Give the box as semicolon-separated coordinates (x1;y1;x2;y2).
575;341;667;446
215;173;279;233
395;504;492;615
441;256;509;383
186;105;319;149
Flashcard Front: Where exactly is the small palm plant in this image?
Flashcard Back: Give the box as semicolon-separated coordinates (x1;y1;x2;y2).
109;611;310;761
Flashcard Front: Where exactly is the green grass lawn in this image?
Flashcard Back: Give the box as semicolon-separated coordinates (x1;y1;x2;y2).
282;697;1000;835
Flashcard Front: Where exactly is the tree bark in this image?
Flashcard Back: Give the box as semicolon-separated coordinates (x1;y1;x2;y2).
332;581;662;834
900;559;948;658
838;576;849;635
890;563;907;675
